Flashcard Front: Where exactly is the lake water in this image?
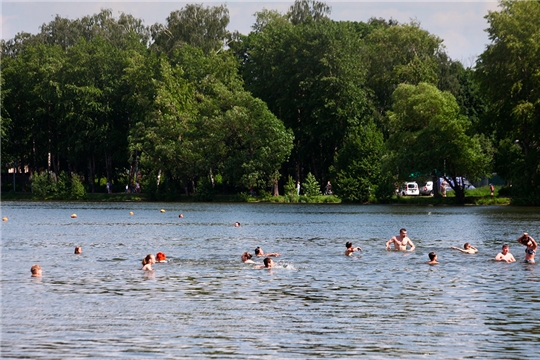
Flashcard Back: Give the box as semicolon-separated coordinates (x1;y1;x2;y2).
1;201;540;358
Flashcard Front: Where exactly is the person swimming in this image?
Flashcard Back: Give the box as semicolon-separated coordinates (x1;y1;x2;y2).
386;228;415;251
255;257;275;269
345;241;362;256
241;252;256;263
31;264;42;277
451;243;478;254
141;254;156;271
156;252;167;263
518;233;537;264
428;252;439;265
74;246;82;254
495;244;516;263
254;247;281;257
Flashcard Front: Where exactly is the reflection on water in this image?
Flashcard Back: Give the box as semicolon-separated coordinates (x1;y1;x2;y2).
2;202;540;358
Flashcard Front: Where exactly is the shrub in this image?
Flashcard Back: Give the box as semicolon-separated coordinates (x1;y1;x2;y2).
303;172;321;197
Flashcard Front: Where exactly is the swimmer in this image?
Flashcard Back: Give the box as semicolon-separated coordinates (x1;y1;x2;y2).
241;252;256;264
345;241;362;256
385;228;415;251
517;233;537;264
495;244;516;263
74;246;82;254
141;254;156;271
255;257;275;269
31;264;42;277
156;252;167;263
451;243;478;254
234;222;241;227
254;247;281;257
428;252;439;265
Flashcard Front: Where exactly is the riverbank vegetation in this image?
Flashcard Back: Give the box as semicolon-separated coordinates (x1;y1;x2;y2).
2;0;539;205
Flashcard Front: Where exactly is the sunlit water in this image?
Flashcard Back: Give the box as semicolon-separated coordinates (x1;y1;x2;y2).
1;201;540;358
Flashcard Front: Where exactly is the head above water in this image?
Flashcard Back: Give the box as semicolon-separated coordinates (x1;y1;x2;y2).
400;228;407;235
263;257;274;268
429;252;437;261
346;242;352;248
464;243;470;249
142;254;155;266
31;264;42;277
255;247;262;256
74;246;82;254
156;252;166;262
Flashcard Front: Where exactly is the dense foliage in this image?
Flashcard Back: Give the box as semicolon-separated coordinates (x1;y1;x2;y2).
2;0;539;204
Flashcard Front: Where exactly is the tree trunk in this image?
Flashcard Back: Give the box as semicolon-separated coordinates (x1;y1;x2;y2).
88;155;96;193
273;181;279;196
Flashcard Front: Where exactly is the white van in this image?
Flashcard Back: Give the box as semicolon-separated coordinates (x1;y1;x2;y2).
400;182;419;196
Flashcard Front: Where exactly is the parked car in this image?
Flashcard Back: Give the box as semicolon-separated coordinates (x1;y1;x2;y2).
400;182;419;196
419;181;434;196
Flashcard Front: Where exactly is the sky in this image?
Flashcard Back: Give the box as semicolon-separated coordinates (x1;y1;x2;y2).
1;1;500;64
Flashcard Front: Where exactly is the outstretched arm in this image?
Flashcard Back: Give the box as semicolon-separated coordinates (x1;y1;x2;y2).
451;246;466;253
385;238;394;249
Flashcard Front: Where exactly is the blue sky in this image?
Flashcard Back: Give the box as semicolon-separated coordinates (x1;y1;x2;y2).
2;1;499;64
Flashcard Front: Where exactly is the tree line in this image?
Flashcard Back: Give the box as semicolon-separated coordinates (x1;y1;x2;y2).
1;0;539;204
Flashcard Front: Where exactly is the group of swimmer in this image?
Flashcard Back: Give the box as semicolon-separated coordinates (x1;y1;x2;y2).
241;246;282;268
30;227;537;276
385;228;536;265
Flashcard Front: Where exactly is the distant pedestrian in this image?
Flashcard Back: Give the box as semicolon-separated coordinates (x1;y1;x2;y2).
440;180;447;197
297;181;301;196
489;183;494;196
324;181;332;195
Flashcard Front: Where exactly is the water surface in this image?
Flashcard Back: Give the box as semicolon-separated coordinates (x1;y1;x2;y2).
2;202;540;358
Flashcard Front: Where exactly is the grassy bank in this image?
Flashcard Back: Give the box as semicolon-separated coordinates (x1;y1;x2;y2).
1;186;511;205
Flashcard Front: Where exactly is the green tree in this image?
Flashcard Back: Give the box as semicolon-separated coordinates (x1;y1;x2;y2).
238;13;371;184
365;21;446;135
303;172;321;196
287;0;331;25
332;122;385;203
386;82;492;203
1;43;65;190
476;0;540;204
151;4;230;55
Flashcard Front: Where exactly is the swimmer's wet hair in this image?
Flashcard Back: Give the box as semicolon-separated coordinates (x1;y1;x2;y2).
346;242;352;248
263;257;272;267
464;243;470;249
429;252;436;261
31;264;42;274
142;254;154;266
255;247;262;255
